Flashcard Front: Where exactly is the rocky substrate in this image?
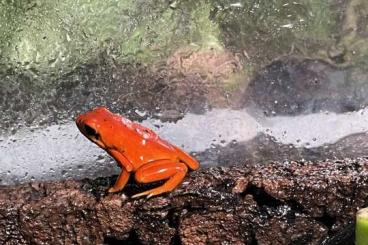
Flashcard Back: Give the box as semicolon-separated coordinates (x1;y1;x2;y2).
1;158;367;244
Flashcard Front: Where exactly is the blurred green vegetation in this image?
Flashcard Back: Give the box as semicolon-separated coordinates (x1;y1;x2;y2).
0;0;221;78
211;0;338;65
0;0;367;80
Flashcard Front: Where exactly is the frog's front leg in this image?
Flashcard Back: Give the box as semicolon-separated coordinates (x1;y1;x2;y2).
108;169;130;193
132;159;188;198
108;149;134;172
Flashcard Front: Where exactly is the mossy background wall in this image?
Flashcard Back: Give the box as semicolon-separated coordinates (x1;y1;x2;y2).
0;0;221;76
2;0;367;79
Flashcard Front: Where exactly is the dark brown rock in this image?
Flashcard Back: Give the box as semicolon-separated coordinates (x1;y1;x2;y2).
1;158;368;244
241;57;368;115
255;214;328;245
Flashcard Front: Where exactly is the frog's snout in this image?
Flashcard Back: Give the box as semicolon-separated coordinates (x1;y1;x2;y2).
75;114;85;128
76;117;99;140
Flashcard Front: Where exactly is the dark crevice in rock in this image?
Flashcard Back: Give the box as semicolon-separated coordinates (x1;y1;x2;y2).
293;234;314;245
82;176;114;200
316;212;337;232
285;199;305;214
104;230;141;245
170;233;182;245
167;208;180;229
323;222;355;245
168;208;183;245
244;184;284;208
214;178;236;192
248;230;258;245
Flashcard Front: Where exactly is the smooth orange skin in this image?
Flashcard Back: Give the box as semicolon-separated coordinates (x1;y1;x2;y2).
76;107;200;198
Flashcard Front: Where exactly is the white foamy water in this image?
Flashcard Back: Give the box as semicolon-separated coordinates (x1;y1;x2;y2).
1;108;368;185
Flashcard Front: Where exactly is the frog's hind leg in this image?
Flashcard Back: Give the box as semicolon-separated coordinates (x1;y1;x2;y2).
172;145;200;171
132;159;188;198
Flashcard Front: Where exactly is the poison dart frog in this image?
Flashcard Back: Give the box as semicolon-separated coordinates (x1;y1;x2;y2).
76;107;199;198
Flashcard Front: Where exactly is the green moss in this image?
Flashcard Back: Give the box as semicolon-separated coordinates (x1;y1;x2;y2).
4;0;366;83
1;0;136;77
0;0;224;78
339;0;368;68
119;5;180;63
119;0;222;64
297;0;334;40
356;208;368;245
188;2;222;49
0;1;35;67
211;0;338;66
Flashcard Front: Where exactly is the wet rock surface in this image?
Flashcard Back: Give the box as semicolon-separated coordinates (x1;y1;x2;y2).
242;57;368;116
196;132;368;167
1;158;367;244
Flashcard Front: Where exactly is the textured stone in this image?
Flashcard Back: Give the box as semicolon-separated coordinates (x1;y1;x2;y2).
1;158;367;244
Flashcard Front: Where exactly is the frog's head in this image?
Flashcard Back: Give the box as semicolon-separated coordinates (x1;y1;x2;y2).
76;107;118;150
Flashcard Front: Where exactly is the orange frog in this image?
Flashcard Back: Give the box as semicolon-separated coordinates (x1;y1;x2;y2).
76;107;200;198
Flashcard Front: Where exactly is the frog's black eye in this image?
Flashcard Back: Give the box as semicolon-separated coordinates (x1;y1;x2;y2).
84;124;100;141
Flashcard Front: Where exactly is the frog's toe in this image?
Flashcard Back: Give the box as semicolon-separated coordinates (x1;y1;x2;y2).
131;188;166;199
107;186;122;193
131;191;148;199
